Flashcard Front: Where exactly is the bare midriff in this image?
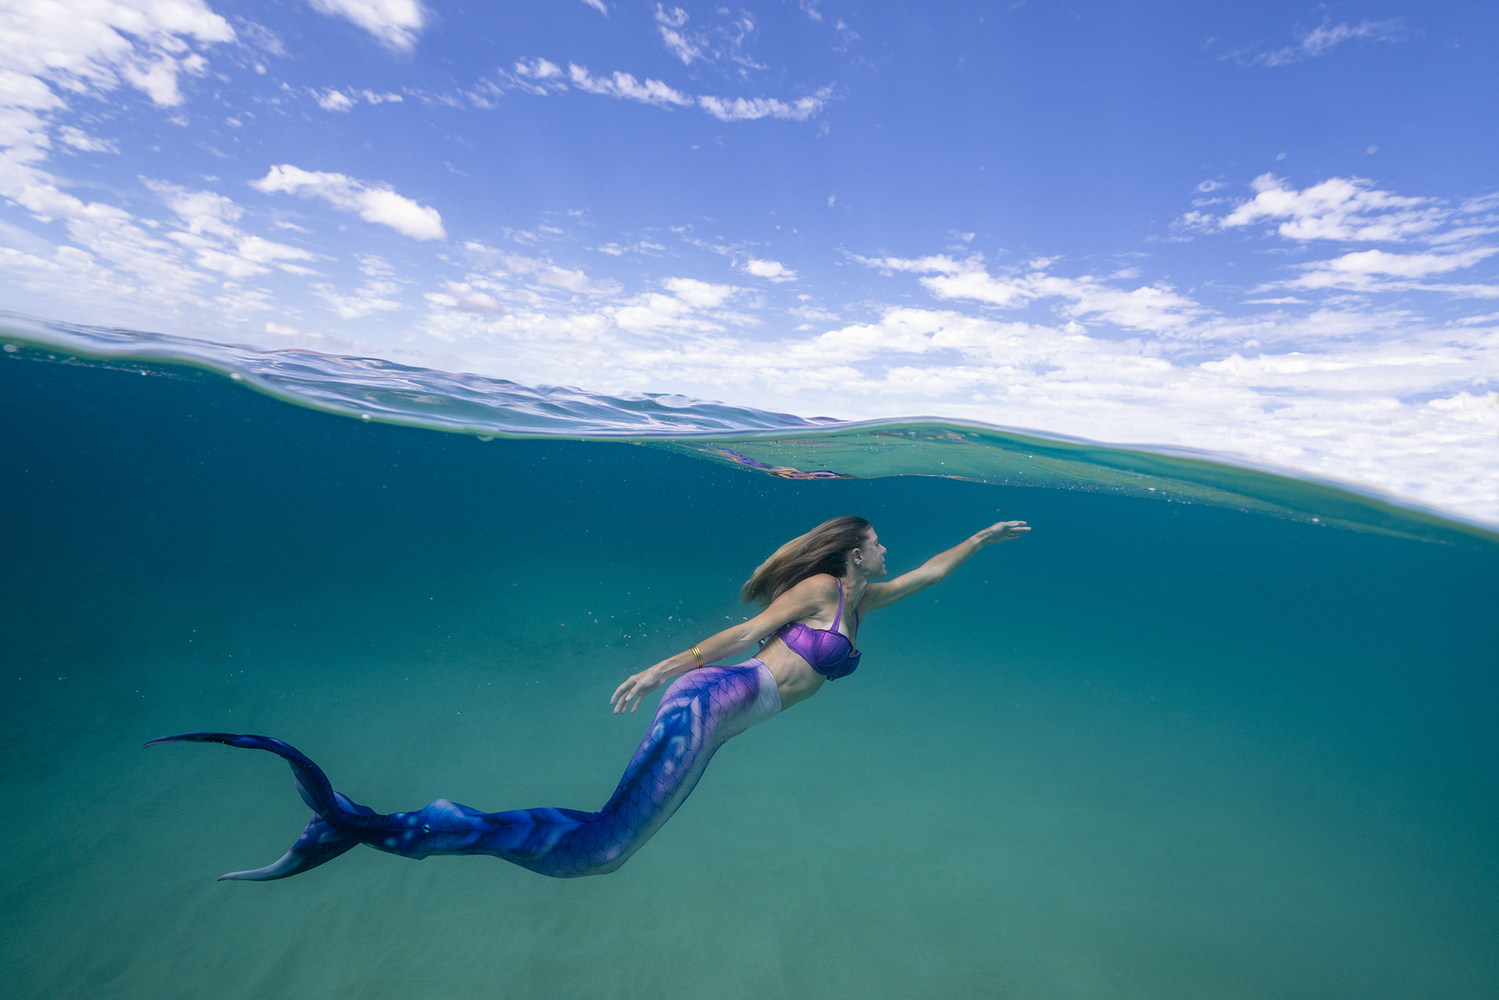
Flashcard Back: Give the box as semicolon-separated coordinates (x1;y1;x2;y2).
757;634;829;710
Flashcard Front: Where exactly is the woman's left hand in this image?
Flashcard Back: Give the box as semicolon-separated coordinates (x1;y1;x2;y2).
976;520;1030;546
611;665;666;714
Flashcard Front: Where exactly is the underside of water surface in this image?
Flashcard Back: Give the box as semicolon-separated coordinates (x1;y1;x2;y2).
6;314;1494;546
2;332;1496;999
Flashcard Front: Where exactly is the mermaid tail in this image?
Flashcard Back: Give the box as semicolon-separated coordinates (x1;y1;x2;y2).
217;802;371;881
140;732;387;880
147;662;781;880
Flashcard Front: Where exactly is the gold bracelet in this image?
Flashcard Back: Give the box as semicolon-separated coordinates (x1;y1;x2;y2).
690;644;704;667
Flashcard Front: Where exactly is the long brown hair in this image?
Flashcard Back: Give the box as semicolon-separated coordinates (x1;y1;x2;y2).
740;516;872;605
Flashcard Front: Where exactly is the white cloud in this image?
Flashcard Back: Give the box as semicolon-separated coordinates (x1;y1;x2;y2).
146;179;319;278
515;57;564;80
1461;193;1499;214
500;59;830;122
234;235;318;270
698;87;833;122
506;58;565;97
457;241;620;296
0;173;322;326
1175;176;1499;299
611;280;753;337
425;267;751;349
0;0;233;109
643;4;766;71
1427;226;1499;247
581;0;607;13
662;276;737;309
655;5;687;27
266;321;327;340
1189;174;1444;242
0;0;233;260
567;63;694;108
308;0;426;52
655;5;703;65
1047;277;1203;333
251;165;446;241
57;125;119;152
593;239;666;257
854;254;1203;332
312;254;405;318
741;257;796;282
1298;20;1404;56
317;89;356;111
0;3;266;322
1236;19;1406;67
1291;247;1499;291
425;282;503;314
858;254;965;275
314;87;403;111
236;19;286;57
789;300;839;324
921;261;1032;307
315;281;403;318
503;258;591;292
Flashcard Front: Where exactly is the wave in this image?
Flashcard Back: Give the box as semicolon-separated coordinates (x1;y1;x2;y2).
4;312;1493;546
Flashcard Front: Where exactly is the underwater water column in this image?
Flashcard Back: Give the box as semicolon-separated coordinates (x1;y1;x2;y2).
1;351;1495;1000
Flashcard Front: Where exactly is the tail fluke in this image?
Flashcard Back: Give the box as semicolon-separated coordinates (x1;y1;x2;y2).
145;731;388;881
217;793;378;881
144;732;376;831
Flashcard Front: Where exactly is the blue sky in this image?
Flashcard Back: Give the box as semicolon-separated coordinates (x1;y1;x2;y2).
1;0;1496;520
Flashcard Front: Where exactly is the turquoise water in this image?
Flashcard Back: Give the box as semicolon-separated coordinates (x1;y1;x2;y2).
2;334;1496;998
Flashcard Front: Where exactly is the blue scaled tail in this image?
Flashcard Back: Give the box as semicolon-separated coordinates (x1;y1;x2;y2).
145;661;781;881
141;732;383;881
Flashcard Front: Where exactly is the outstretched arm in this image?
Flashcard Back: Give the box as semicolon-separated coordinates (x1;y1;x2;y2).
860;520;1029;613
609;576;837;714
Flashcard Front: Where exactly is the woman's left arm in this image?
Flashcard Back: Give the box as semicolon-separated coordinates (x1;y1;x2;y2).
860;520;1030;613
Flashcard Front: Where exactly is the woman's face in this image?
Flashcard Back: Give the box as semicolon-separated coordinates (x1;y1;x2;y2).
854;528;888;578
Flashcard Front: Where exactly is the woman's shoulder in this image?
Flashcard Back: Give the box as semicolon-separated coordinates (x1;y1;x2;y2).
797;572;841;593
778;573;840;603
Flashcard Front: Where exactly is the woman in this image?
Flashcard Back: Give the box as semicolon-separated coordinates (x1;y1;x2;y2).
147;516;1029;882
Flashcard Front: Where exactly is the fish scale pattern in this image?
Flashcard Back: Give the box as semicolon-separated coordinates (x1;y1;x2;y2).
148;662;781;881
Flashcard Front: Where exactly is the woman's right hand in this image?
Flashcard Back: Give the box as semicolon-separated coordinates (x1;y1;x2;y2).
611;665;667;715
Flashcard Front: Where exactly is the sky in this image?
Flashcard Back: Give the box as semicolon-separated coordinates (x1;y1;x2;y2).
1;0;1496;522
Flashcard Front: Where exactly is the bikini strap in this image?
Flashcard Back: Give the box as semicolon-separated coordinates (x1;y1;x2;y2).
832;577;844;631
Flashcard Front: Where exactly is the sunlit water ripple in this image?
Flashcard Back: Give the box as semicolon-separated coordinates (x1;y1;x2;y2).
4;312;1492;546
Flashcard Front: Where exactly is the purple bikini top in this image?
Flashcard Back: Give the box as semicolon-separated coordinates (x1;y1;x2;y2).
774;578;861;681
